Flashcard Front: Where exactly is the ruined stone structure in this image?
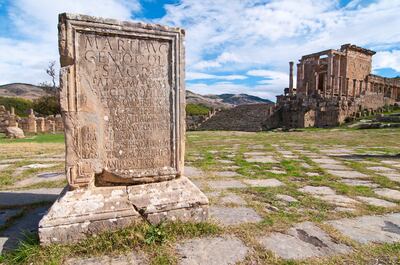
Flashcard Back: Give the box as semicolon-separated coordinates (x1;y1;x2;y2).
0;105;63;135
39;14;208;245
186;108;219;130
272;44;400;128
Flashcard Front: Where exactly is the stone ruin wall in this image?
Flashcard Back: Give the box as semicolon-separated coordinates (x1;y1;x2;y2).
0;105;64;134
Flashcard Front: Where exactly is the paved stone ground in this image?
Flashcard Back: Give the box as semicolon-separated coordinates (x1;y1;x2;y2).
1;130;400;263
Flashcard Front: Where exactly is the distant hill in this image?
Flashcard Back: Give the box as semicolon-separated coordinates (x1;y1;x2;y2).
0;83;48;100
186;90;272;109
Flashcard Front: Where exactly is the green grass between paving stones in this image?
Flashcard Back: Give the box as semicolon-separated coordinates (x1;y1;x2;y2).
0;221;221;265
0;133;65;144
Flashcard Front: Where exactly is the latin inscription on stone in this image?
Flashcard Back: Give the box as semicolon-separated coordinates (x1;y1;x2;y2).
59;14;184;187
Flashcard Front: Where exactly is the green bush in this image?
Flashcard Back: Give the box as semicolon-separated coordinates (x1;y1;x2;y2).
0;97;33;117
33;95;60;116
186;103;210;116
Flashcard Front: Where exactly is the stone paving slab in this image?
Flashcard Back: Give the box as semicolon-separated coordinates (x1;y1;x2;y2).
311;158;342;164
209;206;262;226
298;186;336;195
213;171;242;178
0;206;49;253
0;209;23;226
65;251;148;265
245;156;278;163
327;213;400;244
380;173;400;182
276;194;298;203
326;170;369;179
220;194;247;205
14;172;65;187
0;164;11;171
184;166;204;178
356;196;397;208
340;179;379;188
243;179;284;187
367;166;397;172
374;188;400;201
258;222;351;260
0;188;63;207
305;172;320;177
176;236;249;265
207;180;247;190
319;164;350;170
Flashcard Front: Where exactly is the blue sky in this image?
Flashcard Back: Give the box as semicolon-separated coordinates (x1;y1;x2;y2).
0;0;399;101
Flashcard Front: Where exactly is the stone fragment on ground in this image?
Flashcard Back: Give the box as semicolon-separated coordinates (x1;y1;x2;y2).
367;166;396;172
276;194;298;203
298;186;335;195
311;158;341;164
305;172;319;177
0;164;10;171
0;188;63;207
243;178;284;187
245;156;278;163
356;196;397;208
327;213;400;244
176;236;249;265
207;180;246;190
340;179;379;188
209;206;262;225
14;172;65;187
258;222;351;260
65;251;148;265
374;188;400;201
319;164;349;170
299;186;358;209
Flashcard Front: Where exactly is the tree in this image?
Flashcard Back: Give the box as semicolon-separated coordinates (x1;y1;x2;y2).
46;61;57;89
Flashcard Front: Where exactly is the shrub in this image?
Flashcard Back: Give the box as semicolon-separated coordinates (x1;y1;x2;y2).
33;95;60;116
186;103;210;116
0;97;33;117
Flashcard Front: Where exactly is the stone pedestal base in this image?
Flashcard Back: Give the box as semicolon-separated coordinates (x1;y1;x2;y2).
39;177;208;245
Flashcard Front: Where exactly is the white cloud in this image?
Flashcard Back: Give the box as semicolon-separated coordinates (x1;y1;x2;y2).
186;72;247;81
0;0;140;85
373;50;400;72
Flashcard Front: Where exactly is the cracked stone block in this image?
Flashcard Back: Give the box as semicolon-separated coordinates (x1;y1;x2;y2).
327;213;400;244
326;170;369;179
374;188;400;201
298;186;336;196
176;236;248;265
210;206;262;226
258;222;351;260
243;179;284;187
356;196;397;208
207;180;247;190
65;251;148;265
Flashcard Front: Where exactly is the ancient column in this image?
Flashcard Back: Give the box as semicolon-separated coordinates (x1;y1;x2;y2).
331;75;335;97
314;72;319;95
323;73;327;97
305;82;309;96
27;109;37;133
39;13;208;245
359;81;363;96
353;79;357;98
289;61;294;96
346;78;350;99
338;76;342;98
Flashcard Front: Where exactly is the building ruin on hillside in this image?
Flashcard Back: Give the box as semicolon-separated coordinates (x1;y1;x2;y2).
269;44;400;128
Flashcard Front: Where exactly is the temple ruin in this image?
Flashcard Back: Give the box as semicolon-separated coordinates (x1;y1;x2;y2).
270;44;400;128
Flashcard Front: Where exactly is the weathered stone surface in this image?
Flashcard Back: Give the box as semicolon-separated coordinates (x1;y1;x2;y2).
356;196;397;208
14;172;65;187
39;14;208;245
0;188;62;207
258;222;351;260
298;186;336;195
327;213;400;244
305;172;320;177
1;206;49;253
213;171;242;178
184;166;204;178
0;209;23;226
176;236;249;265
326;170;369;179
319;164;349;170
311;158;341;164
340;179;379;188
5;127;24;139
374;188;400;201
65;251;148;265
276;194;298;203
127;177;208;224
367;166;396;172
220;194;247;205
243;178;284;187
210;206;262;226
39;187;142;245
207;180;246;190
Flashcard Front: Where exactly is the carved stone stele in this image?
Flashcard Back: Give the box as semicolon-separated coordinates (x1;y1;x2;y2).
39;13;208;245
